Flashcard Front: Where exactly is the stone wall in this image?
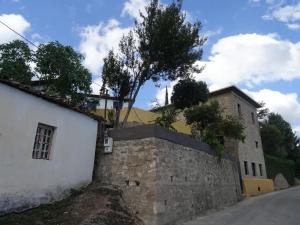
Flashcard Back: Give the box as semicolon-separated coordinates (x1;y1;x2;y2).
94;125;241;225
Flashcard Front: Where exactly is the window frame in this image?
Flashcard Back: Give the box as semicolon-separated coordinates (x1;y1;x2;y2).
32;123;55;160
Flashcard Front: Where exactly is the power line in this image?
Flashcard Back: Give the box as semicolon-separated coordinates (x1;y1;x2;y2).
0;20;38;48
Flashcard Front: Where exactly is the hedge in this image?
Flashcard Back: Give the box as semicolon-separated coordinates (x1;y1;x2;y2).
296;161;300;179
264;154;295;185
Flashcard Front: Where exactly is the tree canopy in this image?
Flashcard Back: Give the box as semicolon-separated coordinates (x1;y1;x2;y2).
101;0;206;127
0;40;92;106
0;40;33;84
171;78;209;109
261;113;300;161
35;41;92;105
184;101;245;158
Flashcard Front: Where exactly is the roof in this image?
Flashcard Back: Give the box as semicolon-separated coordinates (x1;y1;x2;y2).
31;79;55;86
87;94;130;102
209;86;261;108
0;79;104;121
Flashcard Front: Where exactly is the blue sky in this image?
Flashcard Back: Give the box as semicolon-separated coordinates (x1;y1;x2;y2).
1;0;300;132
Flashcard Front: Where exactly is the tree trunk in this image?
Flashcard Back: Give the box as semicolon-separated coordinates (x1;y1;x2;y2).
122;84;142;128
114;101;123;128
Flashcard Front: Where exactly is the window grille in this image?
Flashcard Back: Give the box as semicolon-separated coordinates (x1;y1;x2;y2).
32;123;55;160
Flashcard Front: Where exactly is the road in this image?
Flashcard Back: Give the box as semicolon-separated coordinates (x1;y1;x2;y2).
182;186;300;225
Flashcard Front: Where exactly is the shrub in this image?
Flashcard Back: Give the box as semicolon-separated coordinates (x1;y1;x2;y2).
265;154;295;185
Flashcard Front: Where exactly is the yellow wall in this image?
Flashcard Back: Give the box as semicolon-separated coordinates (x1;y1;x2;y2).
243;178;274;197
93;108;192;135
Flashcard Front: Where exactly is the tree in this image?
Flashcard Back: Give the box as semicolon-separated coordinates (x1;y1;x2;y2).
154;107;178;131
0;40;33;84
184;101;245;159
102;51;131;127
257;101;269;121
261;113;300;160
35;41;92;105
260;123;283;156
101;0;206;127
171;78;209;109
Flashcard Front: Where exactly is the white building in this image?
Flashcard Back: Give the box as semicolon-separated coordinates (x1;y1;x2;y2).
0;79;102;215
87;94;129;110
30;80;130;110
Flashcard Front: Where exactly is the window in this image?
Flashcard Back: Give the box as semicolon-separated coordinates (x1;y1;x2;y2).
32;123;55;160
244;161;249;175
251;112;255;124
251;162;256;176
259;164;263;176
237;103;242;117
255;141;259;148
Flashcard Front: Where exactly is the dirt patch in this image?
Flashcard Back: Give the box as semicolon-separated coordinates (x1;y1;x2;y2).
0;183;143;225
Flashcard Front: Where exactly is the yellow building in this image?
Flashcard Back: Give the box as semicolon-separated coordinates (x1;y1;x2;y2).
93;107;192;135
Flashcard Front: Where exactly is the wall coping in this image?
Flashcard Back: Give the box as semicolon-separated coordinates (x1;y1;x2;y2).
108;124;232;160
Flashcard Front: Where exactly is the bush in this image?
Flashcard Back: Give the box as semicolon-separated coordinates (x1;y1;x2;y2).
296;161;300;179
265;154;295;185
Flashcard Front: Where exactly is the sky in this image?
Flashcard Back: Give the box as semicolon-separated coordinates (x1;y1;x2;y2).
1;0;300;132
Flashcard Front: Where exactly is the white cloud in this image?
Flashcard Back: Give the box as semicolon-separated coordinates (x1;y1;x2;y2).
293;125;300;134
271;2;300;23
194;33;300;88
287;23;300;30
204;27;223;39
154;33;300;127
0;14;30;44
244;89;300;125
263;2;300;30
154;81;177;107
78;19;131;75
91;77;103;94
122;0;148;20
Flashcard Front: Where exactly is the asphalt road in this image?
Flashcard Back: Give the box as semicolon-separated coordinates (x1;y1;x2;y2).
182;186;300;225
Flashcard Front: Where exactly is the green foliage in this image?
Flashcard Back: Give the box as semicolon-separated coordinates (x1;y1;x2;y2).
260;123;284;157
102;51;131;127
154;107;178;131
184;101;223;136
261;113;300;161
185;101;245;159
257;101;269;120
107;110;116;127
265;154;295;185
101;0;206;127
296;160;300;178
0;40;33;84
171;78;209;109
35;41;92;105
203;130;224;160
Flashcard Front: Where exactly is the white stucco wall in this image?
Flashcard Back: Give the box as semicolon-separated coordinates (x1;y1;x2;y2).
97;99;129;109
0;83;98;215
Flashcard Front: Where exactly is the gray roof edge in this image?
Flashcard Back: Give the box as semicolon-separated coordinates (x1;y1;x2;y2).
108;124;232;160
